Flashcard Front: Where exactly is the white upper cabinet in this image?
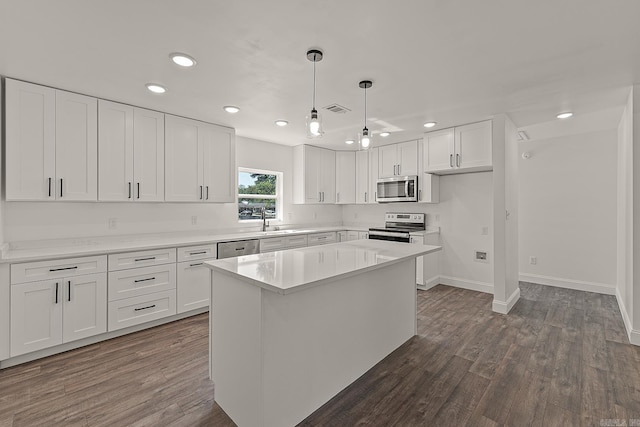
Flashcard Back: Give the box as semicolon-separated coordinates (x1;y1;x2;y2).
6;79;98;201
55;90;98;201
293;145;336;204
335;151;355;204
98;102;165;201
423;120;492;174
6;79;56;200
368;147;379;203
355;150;368;204
378;140;418;178
165;114;235;202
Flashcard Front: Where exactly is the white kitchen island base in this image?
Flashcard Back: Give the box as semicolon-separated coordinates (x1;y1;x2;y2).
211;258;417;427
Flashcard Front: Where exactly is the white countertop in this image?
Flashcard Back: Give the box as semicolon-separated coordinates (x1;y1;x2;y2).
204;239;442;295
0;225;372;263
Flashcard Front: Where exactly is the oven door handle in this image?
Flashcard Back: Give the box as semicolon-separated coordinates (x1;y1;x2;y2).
368;230;410;239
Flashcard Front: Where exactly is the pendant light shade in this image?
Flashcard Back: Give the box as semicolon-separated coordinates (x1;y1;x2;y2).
306;49;324;138
358;80;373;150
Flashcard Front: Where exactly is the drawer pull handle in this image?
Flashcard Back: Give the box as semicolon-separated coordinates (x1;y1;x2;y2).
190;262;203;267
49;266;78;272
135;257;156;262
134;304;156;312
68;281;71;302
134;277;155;283
189;251;207;255
55;282;59;304
235;247;245;251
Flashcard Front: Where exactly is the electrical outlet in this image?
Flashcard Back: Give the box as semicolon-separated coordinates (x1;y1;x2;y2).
529;256;537;265
474;250;489;263
108;218;117;229
191;216;197;225
482;226;489;235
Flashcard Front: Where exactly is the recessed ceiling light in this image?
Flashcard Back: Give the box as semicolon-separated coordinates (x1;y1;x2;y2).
345;139;355;145
380;132;390;137
275;120;288;127
223;106;240;114
146;83;166;94
423;122;437;128
169;53;197;67
557;112;573;119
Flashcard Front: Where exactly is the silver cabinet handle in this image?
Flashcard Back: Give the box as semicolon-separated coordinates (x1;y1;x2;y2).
199;185;203;200
135;257;156;262
68;281;71;302
319;192;321;202
397;164;401;175
450;154;453;168
134;277;155;283
456;153;460;167
189;251;207;255
49;266;77;272
206;186;209;200
60;178;63;198
55;282;59;304
134;304;156;312
137;182;141;199
128;182;132;199
190;262;203;267
48;178;52;197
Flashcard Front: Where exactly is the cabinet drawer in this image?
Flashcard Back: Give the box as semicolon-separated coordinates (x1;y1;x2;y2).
108;264;176;301
260;237;287;253
108;290;176;331
285;235;308;248
177;244;216;262
11;255;107;284
108;248;176;271
307;232;337;246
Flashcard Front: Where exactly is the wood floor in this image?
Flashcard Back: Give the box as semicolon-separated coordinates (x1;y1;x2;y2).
1;283;639;426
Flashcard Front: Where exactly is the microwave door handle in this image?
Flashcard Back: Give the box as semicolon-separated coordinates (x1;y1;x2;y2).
405;180;409;197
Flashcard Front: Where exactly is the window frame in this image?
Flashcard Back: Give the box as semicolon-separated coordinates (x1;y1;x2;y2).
237;167;283;223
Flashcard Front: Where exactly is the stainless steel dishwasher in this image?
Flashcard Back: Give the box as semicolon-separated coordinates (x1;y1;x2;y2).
217;239;261;259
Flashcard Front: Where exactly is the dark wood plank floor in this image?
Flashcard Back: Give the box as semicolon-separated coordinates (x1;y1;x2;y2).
1;283;639;426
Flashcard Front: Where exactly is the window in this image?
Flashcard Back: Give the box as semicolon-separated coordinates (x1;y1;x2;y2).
238;168;282;222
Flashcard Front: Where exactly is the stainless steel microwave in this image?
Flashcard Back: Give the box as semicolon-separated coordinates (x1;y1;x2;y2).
376;175;418;203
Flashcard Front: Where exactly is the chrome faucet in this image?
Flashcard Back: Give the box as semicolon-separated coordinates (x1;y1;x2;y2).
261;207;268;232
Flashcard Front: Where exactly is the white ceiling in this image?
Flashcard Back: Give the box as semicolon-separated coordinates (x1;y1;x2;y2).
1;0;639;150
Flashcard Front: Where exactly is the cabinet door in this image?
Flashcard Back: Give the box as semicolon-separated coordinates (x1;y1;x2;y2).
368;148;379;203
10;280;63;356
320;149;336;203
358;231;369;240
397;140;418;176
63;273;107;343
133;108;165;201
424;128;455;173
177;262;212;313
455;121;492;170
5;79;56;201
378;145;398;178
347;231;360;241
201;123;235;203
165;115;201;201
355;151;368;204
335;151;355;204
304;146;322;203
98;100;134;201
410;235;424;286
55;90;98;201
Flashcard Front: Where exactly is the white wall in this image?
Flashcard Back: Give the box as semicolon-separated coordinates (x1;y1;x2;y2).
3;136;343;242
519;129;618;294
343;172;494;293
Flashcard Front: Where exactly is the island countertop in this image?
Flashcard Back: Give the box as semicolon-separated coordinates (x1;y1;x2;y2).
204;239;441;295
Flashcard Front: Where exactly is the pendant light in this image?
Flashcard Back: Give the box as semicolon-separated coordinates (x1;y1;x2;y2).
358;80;373;150
306;49;324;138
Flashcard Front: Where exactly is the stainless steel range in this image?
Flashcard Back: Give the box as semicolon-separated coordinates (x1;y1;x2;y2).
368;213;426;243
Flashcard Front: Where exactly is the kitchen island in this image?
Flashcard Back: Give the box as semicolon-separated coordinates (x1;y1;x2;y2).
204;239;441;427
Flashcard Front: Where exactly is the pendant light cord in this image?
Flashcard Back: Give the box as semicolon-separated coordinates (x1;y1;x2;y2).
363;85;367;128
312;54;317;109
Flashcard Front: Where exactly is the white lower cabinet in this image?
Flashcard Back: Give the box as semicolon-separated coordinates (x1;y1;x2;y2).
307;232;337;246
411;233;440;289
177;261;212;314
10;272;107;357
410;235;424;286
108;290;176;331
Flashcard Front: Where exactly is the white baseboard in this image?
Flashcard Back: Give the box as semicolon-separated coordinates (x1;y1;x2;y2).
439;275;493;294
615;287;640;346
492;287;521;314
417;275;440;291
519;273;616;295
